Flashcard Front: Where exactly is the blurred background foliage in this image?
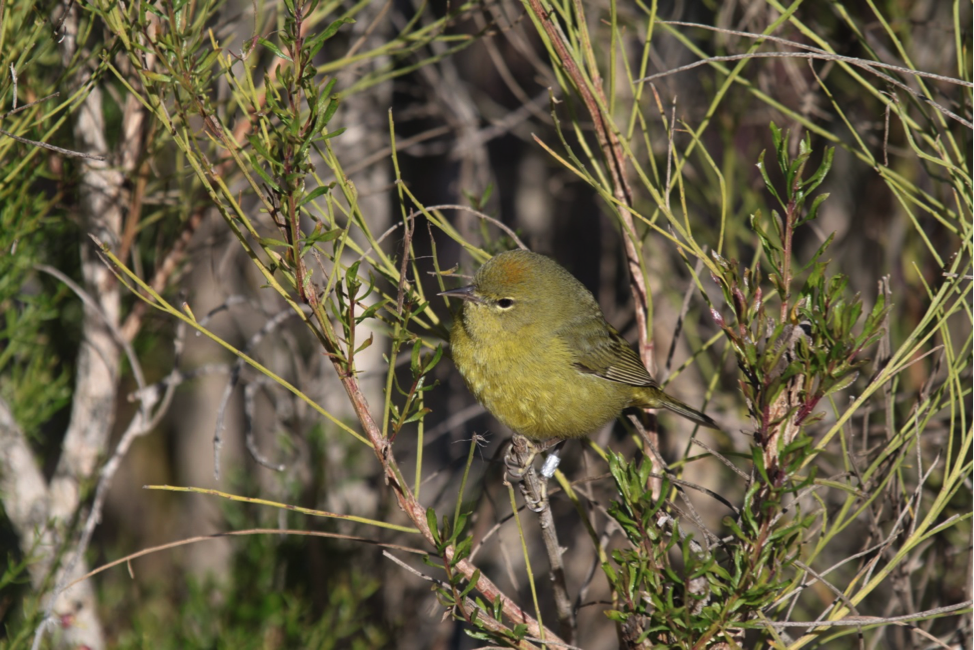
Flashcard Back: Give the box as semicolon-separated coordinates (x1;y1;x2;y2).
0;0;970;648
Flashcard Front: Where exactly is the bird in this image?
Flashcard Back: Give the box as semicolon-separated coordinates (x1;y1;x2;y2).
441;249;718;446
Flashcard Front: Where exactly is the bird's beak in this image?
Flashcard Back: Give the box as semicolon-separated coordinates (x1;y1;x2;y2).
439;285;483;304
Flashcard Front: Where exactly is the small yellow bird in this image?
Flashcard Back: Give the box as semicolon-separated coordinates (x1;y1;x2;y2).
441;250;718;443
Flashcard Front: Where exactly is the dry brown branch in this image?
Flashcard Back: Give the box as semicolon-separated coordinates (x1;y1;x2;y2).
329;361;563;643
382;551;546;650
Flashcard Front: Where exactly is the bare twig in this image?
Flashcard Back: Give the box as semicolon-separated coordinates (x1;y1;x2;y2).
657;21;974;88
0;92;59;118
243;379;288;472
638;38;972;130
760;600;972;628
383;552;544;650
212;302;312;477
360;203;529;262
0;126;108;159
35;264;150;426
663;255;705;381
508;435;576;643
60;528;427;594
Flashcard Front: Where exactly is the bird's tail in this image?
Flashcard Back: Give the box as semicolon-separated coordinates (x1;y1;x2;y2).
640;388;720;430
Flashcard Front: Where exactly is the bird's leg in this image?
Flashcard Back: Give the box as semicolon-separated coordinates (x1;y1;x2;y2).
530;440;567;511
505;436;561;480
505;436;561;513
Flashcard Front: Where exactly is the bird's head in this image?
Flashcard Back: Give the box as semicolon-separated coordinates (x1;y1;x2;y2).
440;250;594;341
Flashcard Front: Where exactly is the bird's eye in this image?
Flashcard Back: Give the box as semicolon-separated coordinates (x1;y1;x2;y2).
496;298;515;309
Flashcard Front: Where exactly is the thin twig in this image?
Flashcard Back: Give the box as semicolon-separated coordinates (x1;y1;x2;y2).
212;303;311;478
639;48;972;130
35;264;149;427
760;600;972;628
383;550;547;650
0;92;59;118
60;528;426;594
359;203;528;262
508;435;576;643
658;21;974;87
243;379;287;472
0;127;108;159
690;436;750;480
663;255;705;381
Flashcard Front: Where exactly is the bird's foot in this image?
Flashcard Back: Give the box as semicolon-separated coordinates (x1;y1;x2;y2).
504;436;539;482
519;479;548;513
505;437;564;513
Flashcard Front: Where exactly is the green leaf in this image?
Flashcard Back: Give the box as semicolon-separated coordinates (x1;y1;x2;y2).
803;145;835;195
799;233;835;274
606;450;631;501
319;95;341;131
247;135;274;161
354;333;374;354
346;260;362;295
756;150;782;206
863;290;889;333
249;157;280;191
310;79;338;134
355;300;387;324
302;227;343;247
258;37;293;62
143;70;173;83
423;345;444;373
401;407;430;426
305;16;356;59
800;192;830;226
410;340;422;375
317;77;338;103
460;569;481;597
407;300;430;320
604;609;627;623
321;126;346;140
298;185;331;207
452;535;472;562
769;121;783;157
463;628;492;642
750;210;780;263
752;445;770;487
822;370;859;397
426;508;439;545
480;182;494;207
773;124;791;180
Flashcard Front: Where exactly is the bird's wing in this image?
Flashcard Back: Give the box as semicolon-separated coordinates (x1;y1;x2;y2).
571;322;660;388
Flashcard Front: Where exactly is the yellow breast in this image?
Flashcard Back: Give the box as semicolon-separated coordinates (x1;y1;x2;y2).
450;316;630;439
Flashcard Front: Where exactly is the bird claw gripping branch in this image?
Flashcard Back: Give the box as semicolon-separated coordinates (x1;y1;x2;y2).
505;435;562;513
